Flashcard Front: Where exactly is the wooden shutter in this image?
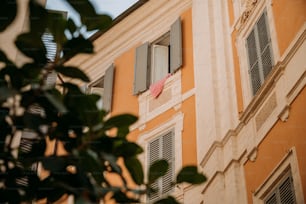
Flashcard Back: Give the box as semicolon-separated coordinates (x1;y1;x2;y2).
148;130;174;201
246;30;261;95
148;138;161;201
45;71;57;88
279;177;296;204
257;12;273;79
246;11;273;95
264;173;296;204
134;42;150;95
170;17;182;73
161;131;174;194
103;64;114;112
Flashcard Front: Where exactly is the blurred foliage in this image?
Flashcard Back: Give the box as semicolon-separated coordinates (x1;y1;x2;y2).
0;0;206;203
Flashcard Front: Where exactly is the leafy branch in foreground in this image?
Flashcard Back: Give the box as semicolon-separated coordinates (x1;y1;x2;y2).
0;0;206;203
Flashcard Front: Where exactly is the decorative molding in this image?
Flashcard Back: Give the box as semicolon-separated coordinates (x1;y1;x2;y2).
278;105;290;122
247;147;258;162
240;0;258;25
255;92;277;131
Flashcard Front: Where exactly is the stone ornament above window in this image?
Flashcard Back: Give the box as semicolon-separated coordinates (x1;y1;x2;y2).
240;0;258;24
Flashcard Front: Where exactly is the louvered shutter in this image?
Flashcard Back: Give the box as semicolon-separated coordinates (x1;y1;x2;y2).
279;177;296;204
257;12;273;79
170;17;182;73
246;11;273;95
264;174;296;204
246;30;261;95
148;138;161;201
161;131;174;194
148;130;174;201
103;64;114;112
134;42;150;95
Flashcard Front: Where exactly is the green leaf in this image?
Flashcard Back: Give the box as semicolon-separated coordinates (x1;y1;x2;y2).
176;166;206;184
0;50;10;63
15;32;47;63
67;18;77;34
0;0;17;32
154;196;180;204
63;36;94;59
0;87;14;103
114;141;143;158
47;10;67;45
83;14;112;31
104;114;138;131
112;191;139;203
29;0;48;34
55;66;90;82
67;0;97;20
21;63;42;79
148;160;168;184
102;152;121;174
124;157;144;185
44;91;67;113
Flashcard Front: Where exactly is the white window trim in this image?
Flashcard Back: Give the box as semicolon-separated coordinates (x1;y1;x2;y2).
138;112;184;201
236;0;280;108
252;147;305;204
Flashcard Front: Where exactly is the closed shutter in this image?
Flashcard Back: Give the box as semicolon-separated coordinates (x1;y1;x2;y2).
247;30;261;95
148;130;174;201
134;42;150;95
264;173;296;204
170;17;182;73
246;10;273;95
161;131;174;194
257;12;273;79
103;64;114;112
279;177;296;204
42;32;57;62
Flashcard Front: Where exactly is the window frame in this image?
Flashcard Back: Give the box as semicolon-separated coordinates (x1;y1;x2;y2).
137;113;184;202
133;17;182;95
236;0;279;107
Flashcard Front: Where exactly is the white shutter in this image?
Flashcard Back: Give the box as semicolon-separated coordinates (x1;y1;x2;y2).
148;138;161;201
148;130;174;201
161;131;174;194
151;45;169;83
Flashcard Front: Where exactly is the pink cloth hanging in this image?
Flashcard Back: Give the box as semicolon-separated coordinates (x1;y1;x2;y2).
149;73;171;98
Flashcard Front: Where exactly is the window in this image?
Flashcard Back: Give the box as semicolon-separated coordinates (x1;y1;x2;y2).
87;64;114;112
246;10;273;95
133;17;182;94
148;130;174;201
264;172;296;204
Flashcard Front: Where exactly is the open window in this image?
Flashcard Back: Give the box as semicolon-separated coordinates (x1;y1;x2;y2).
133;17;182;95
87;64;114;112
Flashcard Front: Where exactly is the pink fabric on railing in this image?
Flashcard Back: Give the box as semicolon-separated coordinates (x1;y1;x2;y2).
149;74;171;98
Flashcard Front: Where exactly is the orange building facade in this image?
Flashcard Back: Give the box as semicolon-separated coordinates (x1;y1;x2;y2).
66;0;306;203
1;0;305;203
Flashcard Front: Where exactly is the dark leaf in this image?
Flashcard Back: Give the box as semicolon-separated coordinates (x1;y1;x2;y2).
47;10;67;45
0;87;14;103
154;196;180;204
67;18;77;34
112;191;139;203
21;63;42;79
102;152;121;174
83;14;112;31
176;166;206;184
63;36;93;59
67;0;97;20
29;0;48;34
0;50;11;63
124;157;144;185
15;32;47;63
114;141;143;158
148;160;168;184
55;66;90;82
44;91;67;113
104;114;138;131
0;0;17;32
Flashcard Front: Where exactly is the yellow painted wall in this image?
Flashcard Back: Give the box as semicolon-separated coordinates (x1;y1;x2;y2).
244;87;306;203
272;0;306;55
112;8;197;166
